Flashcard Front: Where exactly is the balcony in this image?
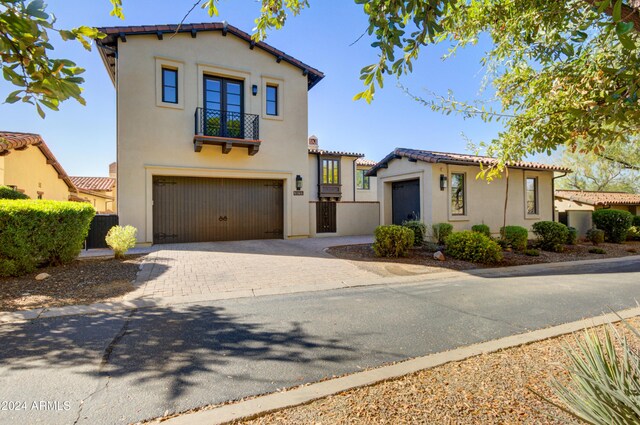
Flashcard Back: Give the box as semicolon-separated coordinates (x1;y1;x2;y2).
194;107;261;155
318;183;342;200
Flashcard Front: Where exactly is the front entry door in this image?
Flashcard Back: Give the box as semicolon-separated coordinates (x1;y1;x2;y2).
203;76;244;138
392;179;421;225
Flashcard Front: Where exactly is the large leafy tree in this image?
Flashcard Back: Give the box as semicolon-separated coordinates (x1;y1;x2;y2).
2;0;639;170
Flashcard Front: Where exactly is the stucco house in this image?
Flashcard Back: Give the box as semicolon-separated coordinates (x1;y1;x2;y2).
96;22;378;244
555;190;640;236
70;163;117;213
367;148;571;233
0;131;78;201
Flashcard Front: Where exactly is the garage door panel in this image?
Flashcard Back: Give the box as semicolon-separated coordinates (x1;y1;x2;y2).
153;176;283;244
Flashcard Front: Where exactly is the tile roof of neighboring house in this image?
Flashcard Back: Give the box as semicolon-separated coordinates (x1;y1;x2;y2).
0;131;77;192
70;176;115;192
96;22;324;89
308;149;365;158
555;190;640;206
77;188;115;200
367;148;572;176
356;158;377;167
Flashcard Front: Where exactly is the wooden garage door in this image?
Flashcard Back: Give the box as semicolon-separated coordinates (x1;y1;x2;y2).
153;176;283;244
392;179;421;225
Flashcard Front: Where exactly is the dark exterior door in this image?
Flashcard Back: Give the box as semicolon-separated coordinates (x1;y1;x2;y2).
316;202;337;233
204;76;244;138
153;176;283;244
392;179;421;225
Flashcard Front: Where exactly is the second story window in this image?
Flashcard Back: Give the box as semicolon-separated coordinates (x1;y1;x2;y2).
162;68;178;104
266;85;278;116
356;169;370;190
451;173;466;215
526;177;538;215
322;159;339;184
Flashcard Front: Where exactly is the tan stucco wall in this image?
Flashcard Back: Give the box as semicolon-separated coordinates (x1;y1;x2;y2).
554;198;594;213
376;157;555;234
309;201;379;237
2;146;71;201
355;165;377;202
80;192;115;213
116;31;311;243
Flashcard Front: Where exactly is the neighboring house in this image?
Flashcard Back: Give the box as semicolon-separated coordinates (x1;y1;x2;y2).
96;22;376;244
0;131;78;201
555;190;640;236
367;148;571;233
70;164;117;213
307;136;379;237
355;158;378;202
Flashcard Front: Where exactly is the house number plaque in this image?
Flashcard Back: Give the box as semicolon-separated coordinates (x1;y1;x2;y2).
293;190;304;196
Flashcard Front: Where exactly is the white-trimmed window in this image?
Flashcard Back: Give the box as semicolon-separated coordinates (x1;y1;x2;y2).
266;85;278;116
155;58;184;109
261;76;284;120
450;172;466;216
526;177;539;215
161;68;178;104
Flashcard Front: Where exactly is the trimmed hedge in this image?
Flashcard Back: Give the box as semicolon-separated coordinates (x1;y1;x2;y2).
432;223;453;245
471;224;491;238
373;225;414;258
500;226;528;251
0;186;29;200
633;215;640;227
627;226;640;241
586;228;605;245
566;226;578;245
445;231;503;264
0;200;95;276
592;209;633;243
532;221;568;252
402;220;426;247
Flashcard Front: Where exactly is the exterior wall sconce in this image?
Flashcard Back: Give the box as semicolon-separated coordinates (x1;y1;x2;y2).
252;84;258;96
296;175;303;191
440;174;448;191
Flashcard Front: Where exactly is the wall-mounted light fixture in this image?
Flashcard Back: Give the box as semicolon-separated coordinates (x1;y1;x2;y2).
252;84;258;96
440;174;448;191
296;175;303;191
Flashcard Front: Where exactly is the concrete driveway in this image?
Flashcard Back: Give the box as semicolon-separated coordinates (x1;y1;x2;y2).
127;236;378;302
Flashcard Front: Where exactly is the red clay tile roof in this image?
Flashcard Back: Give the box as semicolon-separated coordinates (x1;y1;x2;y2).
0;131;77;192
308;149;364;158
555;190;640;206
96;22;324;89
367;148;571;176
356;158;377;167
70;176;115;192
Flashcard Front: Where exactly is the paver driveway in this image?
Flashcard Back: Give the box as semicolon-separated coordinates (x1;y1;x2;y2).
128;236;378;301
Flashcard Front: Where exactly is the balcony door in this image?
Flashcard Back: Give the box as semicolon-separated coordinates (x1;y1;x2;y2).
204;76;244;139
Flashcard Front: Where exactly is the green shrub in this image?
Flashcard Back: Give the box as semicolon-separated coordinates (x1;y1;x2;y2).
586;228;605;245
588;248;606;254
632;215;640;227
432;223;453;245
524;248;540;256
626;226;640;241
592;209;633;243
105;225;138;259
566;227;578;245
551;323;640;424
445;231;503;264
532;221;569;252
402;220;426;247
0;185;29;200
0;200;95;276
373;225;414;258
471;224;491;238
500;226;528;251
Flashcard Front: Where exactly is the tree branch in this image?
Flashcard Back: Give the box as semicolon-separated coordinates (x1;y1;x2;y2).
583;0;640;32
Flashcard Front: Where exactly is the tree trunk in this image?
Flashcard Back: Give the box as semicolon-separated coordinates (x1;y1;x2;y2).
583;0;640;32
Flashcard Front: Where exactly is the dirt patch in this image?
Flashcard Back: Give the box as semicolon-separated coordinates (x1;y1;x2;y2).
327;241;640;277
237;317;640;425
0;255;145;311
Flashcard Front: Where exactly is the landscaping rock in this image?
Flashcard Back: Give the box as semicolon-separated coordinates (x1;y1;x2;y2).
433;251;445;261
35;273;50;281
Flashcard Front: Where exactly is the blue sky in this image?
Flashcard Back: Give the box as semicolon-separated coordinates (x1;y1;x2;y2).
0;0;508;177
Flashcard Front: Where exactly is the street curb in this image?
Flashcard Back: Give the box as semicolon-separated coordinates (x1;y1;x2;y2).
1;255;638;325
160;306;640;425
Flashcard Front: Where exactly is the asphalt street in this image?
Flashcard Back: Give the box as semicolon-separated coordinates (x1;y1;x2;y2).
0;258;639;425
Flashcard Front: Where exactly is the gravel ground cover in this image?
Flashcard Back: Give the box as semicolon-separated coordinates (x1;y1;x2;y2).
0;255;145;311
327;241;640;277
236;317;640;425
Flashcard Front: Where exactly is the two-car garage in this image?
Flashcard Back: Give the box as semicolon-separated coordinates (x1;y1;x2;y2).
152;176;284;244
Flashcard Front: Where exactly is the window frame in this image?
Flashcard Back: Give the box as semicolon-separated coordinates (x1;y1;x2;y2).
450;172;466;217
161;67;178;104
356;169;370;190
525;176;539;216
155;58;184;109
322;158;340;185
266;84;278;116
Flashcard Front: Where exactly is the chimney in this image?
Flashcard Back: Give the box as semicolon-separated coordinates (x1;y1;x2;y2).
308;135;319;150
109;162;117;179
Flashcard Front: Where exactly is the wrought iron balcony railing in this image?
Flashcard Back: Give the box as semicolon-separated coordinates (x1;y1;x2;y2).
194;107;259;141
